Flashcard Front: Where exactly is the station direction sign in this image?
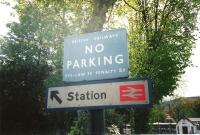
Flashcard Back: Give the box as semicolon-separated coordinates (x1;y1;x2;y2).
46;78;152;111
63;28;128;82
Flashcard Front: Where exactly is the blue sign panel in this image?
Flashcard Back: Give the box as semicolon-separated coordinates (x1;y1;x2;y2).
63;28;128;82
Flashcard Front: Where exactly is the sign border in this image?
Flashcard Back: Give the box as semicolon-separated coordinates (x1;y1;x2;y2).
45;78;153;112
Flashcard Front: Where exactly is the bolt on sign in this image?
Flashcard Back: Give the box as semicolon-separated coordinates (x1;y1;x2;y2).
46;78;152;110
63;28;129;82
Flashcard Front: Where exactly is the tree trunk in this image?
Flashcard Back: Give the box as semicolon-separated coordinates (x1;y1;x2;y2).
83;0;117;33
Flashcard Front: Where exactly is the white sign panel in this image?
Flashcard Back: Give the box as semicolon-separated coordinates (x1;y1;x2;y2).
46;79;152;110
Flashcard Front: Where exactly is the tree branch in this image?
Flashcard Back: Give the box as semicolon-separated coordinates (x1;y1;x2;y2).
158;1;177;42
154;0;159;32
123;0;142;12
106;1;115;24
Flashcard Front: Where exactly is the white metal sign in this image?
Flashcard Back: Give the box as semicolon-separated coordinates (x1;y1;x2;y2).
46;79;152;110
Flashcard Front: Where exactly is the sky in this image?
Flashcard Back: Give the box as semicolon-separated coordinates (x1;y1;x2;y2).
0;1;17;36
178;18;200;97
0;1;200;98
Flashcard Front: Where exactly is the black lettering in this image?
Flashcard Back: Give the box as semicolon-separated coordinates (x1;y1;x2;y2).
94;93;99;99
101;92;106;99
67;92;74;101
80;94;85;100
91;91;93;100
67;91;106;101
75;92;79;100
86;91;90;100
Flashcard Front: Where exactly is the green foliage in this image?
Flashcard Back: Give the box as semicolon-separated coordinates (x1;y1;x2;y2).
0;2;52;134
0;0;77;134
106;109;126;132
107;124;120;134
170;98;199;120
193;97;200;116
149;97;200;125
133;109;151;133
126;0;199;102
149;106;165;123
0;58;50;133
67;112;88;135
115;0;200;133
106;109;136;134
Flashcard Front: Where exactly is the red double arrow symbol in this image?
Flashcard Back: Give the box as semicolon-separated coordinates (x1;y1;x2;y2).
120;85;146;102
